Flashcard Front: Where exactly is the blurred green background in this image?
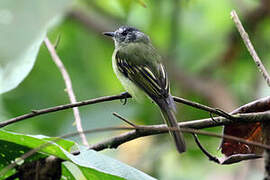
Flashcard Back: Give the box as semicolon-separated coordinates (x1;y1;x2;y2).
1;0;270;179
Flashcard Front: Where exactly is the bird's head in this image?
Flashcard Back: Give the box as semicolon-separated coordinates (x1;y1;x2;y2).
103;26;150;47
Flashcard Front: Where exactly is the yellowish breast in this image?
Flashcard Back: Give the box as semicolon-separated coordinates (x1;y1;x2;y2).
112;51;146;102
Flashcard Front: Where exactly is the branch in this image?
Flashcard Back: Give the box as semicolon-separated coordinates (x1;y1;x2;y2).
231;9;270;178
44;37;89;147
193;133;262;164
0;92;234;128
0;92;131;128
205;0;270;72
223;0;270;64
173;96;233;119
112;112;137;127
231;10;270;87
89;111;270;151
231;96;270;114
192;134;220;163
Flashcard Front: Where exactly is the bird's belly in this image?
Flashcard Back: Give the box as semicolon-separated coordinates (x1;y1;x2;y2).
112;57;146;102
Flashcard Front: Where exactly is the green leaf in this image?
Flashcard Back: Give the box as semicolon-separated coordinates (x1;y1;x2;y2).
0;130;75;160
0;130;156;180
62;161;85;180
0;0;72;94
0;140;46;179
67;146;156;180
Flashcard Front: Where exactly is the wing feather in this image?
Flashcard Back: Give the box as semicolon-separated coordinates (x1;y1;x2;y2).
115;47;169;101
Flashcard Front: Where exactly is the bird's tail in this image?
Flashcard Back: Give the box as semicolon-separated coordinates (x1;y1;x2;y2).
156;96;186;153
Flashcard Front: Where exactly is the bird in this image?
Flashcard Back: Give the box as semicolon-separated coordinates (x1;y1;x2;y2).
103;26;186;153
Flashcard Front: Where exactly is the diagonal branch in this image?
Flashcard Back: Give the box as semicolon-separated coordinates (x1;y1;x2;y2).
173;96;233;119
231;10;270;87
231;9;270;178
112;112;137;127
44;37;88;147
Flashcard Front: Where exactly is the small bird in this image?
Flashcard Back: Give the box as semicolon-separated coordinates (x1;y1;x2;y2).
103;26;186;153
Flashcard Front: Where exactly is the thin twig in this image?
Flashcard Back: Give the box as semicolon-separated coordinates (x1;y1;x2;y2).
193;133;262;165
173;96;234;119
231;10;270;87
44;37;88;147
192;134;220;163
112;112;137;127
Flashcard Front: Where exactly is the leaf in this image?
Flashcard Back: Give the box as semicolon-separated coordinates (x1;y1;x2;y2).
220;97;270;157
62;161;87;180
0;130;156;180
0;0;72;94
0;140;47;179
68;146;156;180
0;130;75;161
221;122;263;156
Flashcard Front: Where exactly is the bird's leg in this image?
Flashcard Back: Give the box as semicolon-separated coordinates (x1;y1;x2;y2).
120;98;127;105
120;92;131;105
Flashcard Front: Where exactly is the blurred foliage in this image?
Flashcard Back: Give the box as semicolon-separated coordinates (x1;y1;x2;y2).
0;0;72;94
1;0;269;179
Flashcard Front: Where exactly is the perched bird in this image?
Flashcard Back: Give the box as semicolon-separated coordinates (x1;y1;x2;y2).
103;26;186;153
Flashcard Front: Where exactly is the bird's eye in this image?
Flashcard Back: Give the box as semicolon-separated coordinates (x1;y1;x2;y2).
121;31;128;36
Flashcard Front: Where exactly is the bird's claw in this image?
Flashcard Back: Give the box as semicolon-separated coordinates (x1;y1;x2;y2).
120;98;128;105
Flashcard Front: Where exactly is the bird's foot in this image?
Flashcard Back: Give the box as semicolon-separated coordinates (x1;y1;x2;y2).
120;92;131;105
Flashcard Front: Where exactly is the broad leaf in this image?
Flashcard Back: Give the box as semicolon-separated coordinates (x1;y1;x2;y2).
0;130;156;180
0;0;72;94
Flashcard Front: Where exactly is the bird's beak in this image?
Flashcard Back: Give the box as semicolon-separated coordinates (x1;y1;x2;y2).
103;32;115;37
